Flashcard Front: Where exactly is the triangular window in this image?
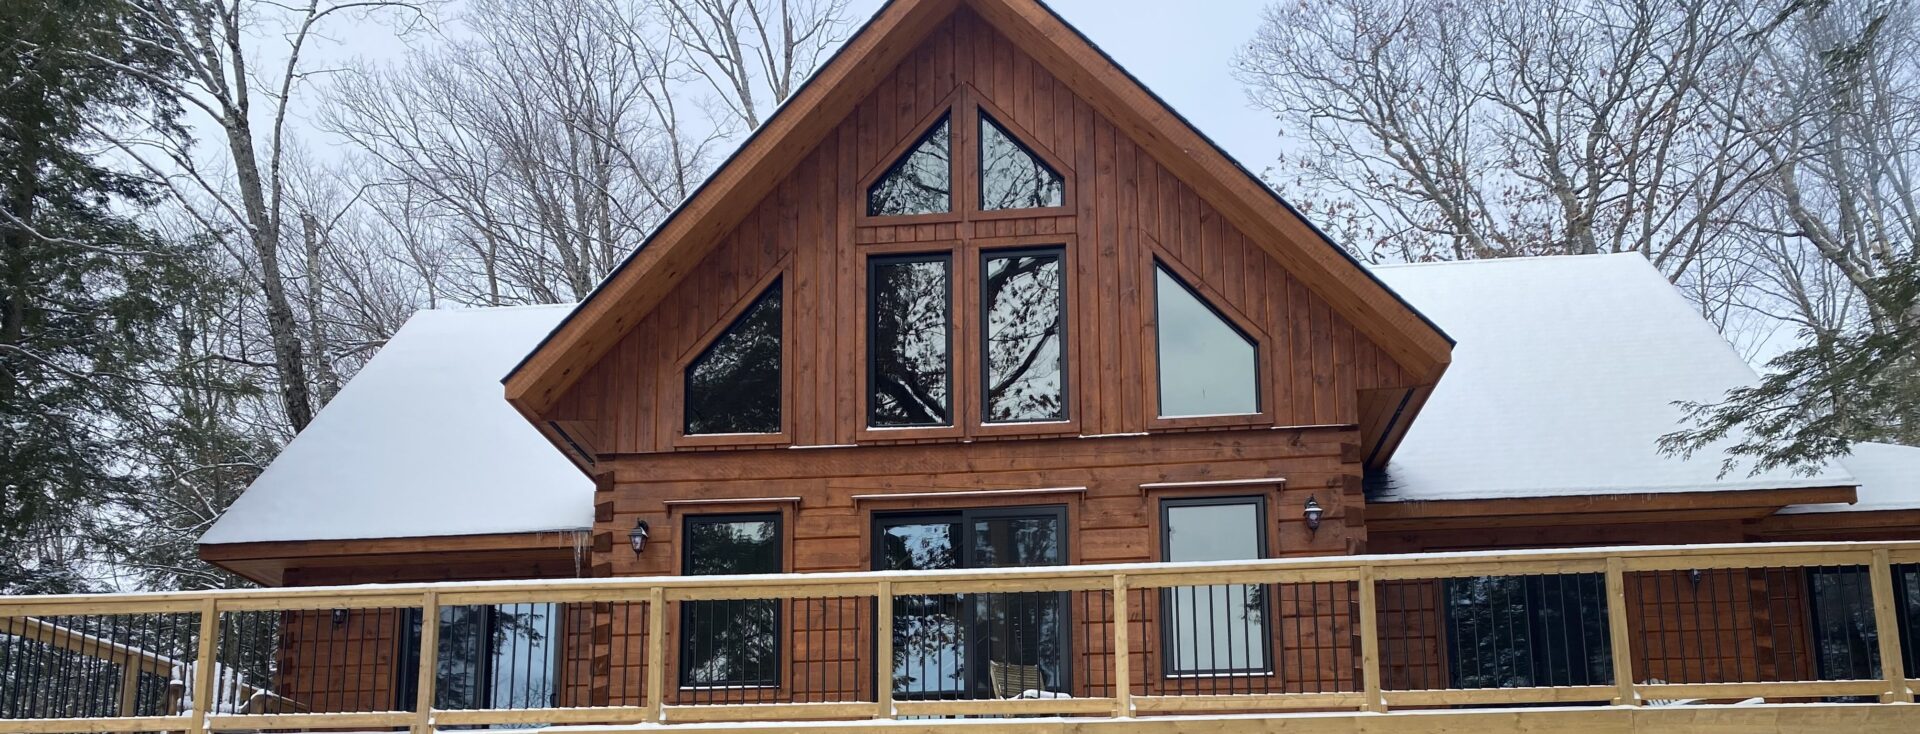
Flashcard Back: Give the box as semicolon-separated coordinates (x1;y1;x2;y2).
685;279;783;435
979;113;1064;210
1154;264;1257;417
867;115;952;217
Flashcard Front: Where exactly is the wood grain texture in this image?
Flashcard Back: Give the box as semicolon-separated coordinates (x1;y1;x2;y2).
547;10;1415;456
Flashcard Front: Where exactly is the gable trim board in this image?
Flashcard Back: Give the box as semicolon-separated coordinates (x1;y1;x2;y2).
501;0;1453;458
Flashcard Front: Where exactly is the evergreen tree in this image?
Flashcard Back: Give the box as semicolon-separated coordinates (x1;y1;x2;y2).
0;0;202;592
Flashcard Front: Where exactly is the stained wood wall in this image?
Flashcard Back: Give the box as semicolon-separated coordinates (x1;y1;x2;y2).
549;9;1413;454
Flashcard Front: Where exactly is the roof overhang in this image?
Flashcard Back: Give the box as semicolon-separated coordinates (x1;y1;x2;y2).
502;0;1452;445
1368;486;1860;533
199;531;589;587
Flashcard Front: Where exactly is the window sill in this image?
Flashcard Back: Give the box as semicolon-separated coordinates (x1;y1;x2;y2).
673;431;791;449
1150;412;1274;431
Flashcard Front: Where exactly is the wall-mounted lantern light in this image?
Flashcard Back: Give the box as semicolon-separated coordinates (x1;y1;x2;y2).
1303;496;1324;535
1689;568;1703;586
331;609;349;627
628;519;651;555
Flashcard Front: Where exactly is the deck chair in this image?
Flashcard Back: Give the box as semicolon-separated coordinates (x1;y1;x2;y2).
989;660;1045;699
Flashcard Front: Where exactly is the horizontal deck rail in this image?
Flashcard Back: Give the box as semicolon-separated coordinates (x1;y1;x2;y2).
1;541;1917;733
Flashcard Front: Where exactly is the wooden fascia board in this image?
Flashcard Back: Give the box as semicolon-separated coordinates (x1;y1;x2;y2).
963;0;1453;384
199;531;588;587
1368;486;1861;532
1752;508;1920;537
503;0;959;415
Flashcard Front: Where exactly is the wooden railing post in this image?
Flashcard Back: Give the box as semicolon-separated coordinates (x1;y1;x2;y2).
118;657;143;717
645;586;667;722
1605;557;1638;706
188;598;218;734
1356;567;1383;712
876;581;894;720
1870;550;1912;703
1112;574;1132;718
412;591;440;734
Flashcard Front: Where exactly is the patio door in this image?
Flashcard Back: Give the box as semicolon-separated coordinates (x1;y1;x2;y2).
874;506;1068;700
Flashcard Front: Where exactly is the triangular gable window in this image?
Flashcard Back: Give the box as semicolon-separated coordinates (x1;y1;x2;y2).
867;114;952;217
1154;264;1257;417
979;113;1063;210
685;279;783;435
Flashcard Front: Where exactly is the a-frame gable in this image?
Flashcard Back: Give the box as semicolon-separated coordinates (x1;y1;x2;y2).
514;0;1451;468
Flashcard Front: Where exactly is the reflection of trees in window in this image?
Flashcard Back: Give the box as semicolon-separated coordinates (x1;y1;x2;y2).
681;516;781;687
981;250;1065;422
685;280;782;435
1808;567;1881;681
881;521;965;696
869;255;951;427
979;114;1063;210
397;604;560;711
1443;575;1610;689
868;116;951;216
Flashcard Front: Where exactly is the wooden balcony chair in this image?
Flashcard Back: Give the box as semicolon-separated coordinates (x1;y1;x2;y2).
989;660;1045;700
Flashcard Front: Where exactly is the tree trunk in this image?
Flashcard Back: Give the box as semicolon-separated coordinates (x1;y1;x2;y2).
225;120;314;431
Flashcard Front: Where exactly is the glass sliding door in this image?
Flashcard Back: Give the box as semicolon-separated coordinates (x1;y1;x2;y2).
874;507;1068;700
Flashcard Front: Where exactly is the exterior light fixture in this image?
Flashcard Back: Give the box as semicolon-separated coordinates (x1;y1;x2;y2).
331;609;349;626
628;519;651;555
1689;569;1703;586
1303;496;1324;534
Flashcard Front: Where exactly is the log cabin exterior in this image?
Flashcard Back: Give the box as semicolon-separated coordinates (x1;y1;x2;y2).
7;0;1920;732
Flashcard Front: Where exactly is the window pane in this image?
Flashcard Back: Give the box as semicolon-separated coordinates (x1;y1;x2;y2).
683;517;781;688
685;281;782;435
1808;567;1881;681
982;251;1065;422
870;255;951;427
971;515;1065;567
489;603;560;709
880;521;965;696
1163;500;1266;674
1444;575;1611;689
868;116;951;216
1155;266;1258;417
979;114;1064;210
396;604;560;710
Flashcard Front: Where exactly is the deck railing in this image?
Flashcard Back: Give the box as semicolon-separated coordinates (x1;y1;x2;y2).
1;541;1918;733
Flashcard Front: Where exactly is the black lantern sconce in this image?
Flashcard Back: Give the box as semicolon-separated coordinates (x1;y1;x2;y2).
629;519;651;555
1303;496;1324;535
331;609;349;626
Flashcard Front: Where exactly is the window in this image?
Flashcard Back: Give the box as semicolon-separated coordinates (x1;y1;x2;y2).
979;113;1063;210
682;514;782;688
868;115;952;217
869;254;952;427
684;279;782;435
980;248;1066;422
1443;575;1610;689
1154;264;1258;417
395;603;561;710
1160;497;1268;675
875;507;1068;698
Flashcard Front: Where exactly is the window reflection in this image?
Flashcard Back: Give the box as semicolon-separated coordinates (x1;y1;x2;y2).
685;280;782;435
682;516;782;688
869;255;952;427
979;114;1064;210
396;604;560;711
868;116;952;217
981;250;1065;422
1155;265;1258;417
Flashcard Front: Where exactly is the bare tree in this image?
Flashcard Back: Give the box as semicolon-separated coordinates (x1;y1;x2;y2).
662;0;852;130
1234;0;1764;282
326;0;719;304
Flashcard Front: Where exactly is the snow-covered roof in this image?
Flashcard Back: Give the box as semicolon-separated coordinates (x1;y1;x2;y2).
200;305;592;545
1780;442;1920;514
1369;253;1857;502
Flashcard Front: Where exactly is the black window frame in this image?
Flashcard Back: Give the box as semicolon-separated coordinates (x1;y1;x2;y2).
867;252;955;428
977;245;1069;424
680;512;785;689
1157;495;1273;677
1150;260;1262;418
866;113;955;218
393;603;565;711
976;110;1065;211
871;505;1072;700
683;277;784;437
